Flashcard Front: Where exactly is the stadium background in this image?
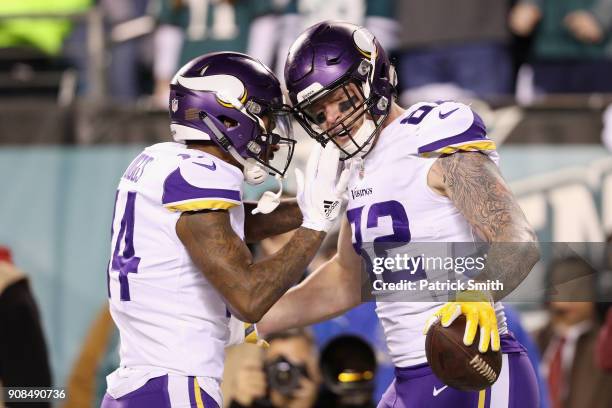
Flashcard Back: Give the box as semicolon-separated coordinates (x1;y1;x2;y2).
1;0;612;407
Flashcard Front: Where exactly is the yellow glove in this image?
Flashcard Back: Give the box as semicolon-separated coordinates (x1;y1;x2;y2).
424;290;500;353
244;323;269;348
228;316;269;348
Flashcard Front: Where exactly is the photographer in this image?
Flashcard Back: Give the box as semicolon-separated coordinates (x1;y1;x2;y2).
229;329;321;408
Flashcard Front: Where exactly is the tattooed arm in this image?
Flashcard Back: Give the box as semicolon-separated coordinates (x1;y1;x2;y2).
257;217;363;335
428;151;540;300
176;210;324;323
243;199;302;243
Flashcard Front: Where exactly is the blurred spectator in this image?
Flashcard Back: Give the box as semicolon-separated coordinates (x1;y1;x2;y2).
62;307;119;408
317;335;377;408
598;307;612;371
307;231;393;402
0;246;52;408
227;328;321;408
603;103;612;152
510;0;612;94
0;0;90;56
535;256;612;408
311;304;393;403
0;0;91;97
259;0;398;82
395;0;513;103
596;235;612;371
101;0;153;102
151;0;280;107
504;304;551;408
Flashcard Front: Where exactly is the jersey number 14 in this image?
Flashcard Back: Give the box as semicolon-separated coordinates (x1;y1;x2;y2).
109;191;140;301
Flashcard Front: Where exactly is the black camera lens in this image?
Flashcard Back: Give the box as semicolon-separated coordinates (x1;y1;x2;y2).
265;356;309;397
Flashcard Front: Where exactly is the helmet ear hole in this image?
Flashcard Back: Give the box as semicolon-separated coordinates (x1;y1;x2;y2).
217;115;238;129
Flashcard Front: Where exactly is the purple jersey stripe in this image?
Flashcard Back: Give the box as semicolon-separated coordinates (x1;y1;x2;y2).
417;111;487;155
162;168;240;204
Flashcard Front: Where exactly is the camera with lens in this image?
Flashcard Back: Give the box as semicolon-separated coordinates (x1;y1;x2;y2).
319;335;377;407
264;355;310;397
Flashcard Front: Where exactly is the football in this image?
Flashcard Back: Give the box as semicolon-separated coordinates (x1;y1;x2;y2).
425;315;502;391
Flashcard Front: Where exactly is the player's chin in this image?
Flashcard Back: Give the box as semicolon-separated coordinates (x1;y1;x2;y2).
331;129;354;148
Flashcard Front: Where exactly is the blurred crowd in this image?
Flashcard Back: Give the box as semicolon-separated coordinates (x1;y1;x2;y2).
2;0;612;105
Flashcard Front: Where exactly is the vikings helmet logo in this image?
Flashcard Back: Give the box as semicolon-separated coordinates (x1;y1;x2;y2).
176;74;247;108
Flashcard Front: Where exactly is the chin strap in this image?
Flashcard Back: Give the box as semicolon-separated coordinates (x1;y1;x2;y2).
202;92;284;213
251;174;283;215
226;146;284;215
227;146;268;185
343;118;377;159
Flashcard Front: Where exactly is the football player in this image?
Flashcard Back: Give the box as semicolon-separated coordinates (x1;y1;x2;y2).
257;22;541;407
102;52;345;408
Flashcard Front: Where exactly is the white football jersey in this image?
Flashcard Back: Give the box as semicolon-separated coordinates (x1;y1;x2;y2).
106;142;244;405
345;101;508;367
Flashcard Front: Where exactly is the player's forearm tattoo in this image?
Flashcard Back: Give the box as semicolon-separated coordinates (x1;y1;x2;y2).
177;211;323;322
435;152;540;300
243;199;303;243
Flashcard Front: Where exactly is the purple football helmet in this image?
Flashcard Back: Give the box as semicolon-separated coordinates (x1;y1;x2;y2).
170;52;294;177
285;21;397;159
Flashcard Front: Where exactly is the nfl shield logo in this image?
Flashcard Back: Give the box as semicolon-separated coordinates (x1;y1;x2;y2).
171;98;178;113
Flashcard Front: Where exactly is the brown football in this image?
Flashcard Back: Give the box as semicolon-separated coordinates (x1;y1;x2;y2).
425;315;502;391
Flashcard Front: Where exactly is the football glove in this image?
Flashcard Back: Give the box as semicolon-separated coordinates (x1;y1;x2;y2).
424;290;500;353
295;143;350;232
227;316;269;348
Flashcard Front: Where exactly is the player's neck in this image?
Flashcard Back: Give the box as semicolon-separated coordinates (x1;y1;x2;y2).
187;143;242;169
382;102;405;129
362;103;405;157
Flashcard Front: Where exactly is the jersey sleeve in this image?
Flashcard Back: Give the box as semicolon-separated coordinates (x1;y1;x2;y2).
162;158;242;212
415;102;498;163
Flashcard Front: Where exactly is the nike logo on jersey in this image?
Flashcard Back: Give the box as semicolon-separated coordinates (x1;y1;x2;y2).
438;107;459;119
193;161;216;171
432;385;448;396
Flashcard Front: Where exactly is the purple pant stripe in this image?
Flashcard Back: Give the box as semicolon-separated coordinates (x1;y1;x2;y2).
508;352;539;408
188;376;195;407
101;375;170;408
188;376;219;408
199;386;219;408
485;385;492;407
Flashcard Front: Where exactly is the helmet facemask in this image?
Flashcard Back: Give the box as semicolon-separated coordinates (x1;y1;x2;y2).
200;92;296;181
249;103;296;178
292;62;390;160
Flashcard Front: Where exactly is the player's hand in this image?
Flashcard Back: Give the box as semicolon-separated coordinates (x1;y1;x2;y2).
244;323;270;348
228;316;269;347
564;11;603;43
509;3;542;36
233;359;267;406
424;290;500;353
295;143;350;232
